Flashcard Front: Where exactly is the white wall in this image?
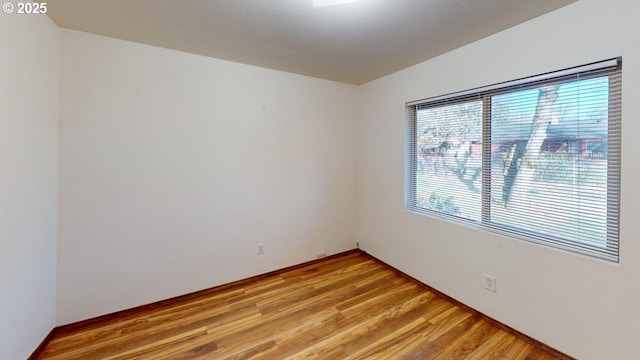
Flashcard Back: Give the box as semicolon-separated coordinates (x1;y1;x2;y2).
58;29;358;325
0;5;59;359
356;0;640;359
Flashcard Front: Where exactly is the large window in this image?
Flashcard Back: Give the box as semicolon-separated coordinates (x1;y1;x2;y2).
407;59;621;262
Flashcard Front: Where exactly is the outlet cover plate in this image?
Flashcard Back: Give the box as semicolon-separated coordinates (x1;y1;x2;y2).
484;274;497;292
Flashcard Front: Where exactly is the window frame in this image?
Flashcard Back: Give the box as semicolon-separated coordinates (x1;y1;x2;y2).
406;58;621;262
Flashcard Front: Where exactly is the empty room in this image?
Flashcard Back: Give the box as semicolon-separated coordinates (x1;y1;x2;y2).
2;0;638;359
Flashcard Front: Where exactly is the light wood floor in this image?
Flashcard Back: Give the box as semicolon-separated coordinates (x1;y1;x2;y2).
36;251;566;360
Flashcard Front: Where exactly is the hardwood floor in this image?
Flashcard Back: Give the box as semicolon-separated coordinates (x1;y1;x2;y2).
35;251;569;360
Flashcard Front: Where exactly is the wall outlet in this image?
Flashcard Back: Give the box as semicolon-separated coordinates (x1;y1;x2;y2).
484;274;497;292
257;243;264;255
317;253;327;259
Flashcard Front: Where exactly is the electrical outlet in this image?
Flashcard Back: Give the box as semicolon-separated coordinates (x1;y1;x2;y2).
257;243;264;255
484;274;497;292
317;253;327;259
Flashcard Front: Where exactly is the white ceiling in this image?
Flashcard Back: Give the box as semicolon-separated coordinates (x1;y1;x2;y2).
45;0;575;85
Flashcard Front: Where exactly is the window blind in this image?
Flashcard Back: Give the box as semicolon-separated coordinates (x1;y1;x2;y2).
407;58;621;262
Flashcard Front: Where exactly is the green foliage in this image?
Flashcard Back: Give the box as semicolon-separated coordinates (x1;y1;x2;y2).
419;192;461;216
533;155;606;186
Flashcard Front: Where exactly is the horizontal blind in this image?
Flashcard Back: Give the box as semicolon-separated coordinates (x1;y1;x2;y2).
411;99;483;222
407;58;621;262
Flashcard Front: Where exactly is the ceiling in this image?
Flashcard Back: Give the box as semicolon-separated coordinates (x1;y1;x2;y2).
45;0;575;85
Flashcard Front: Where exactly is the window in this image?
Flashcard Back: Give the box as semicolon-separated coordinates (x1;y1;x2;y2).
407;58;621;262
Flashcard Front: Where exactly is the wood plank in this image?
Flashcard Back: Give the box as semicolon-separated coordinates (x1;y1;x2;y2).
34;251;574;360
